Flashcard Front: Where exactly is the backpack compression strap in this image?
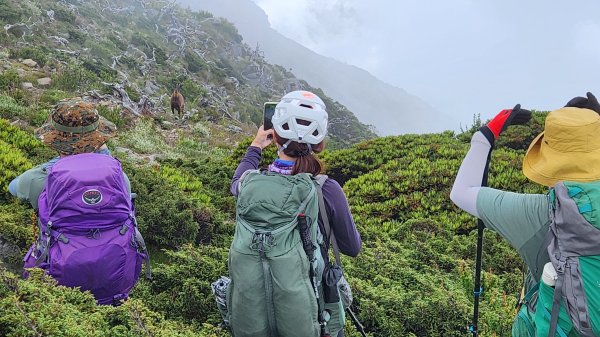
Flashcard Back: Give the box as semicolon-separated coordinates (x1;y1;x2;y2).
315;175;368;337
314;175;341;266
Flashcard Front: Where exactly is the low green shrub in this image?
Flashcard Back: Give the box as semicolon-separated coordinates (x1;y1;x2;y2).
125;85;140;103
0;68;20;92
52;61;101;92
0;95;27;119
39;89;71;105
9;46;49;67
0;143;31;201
119;118;168;154
133;245;229;326
0;96;50;126
0;269;228;337
97;105;125;129
49;3;76;24
0;201;35;261
0;0;25;23
124;163;198;248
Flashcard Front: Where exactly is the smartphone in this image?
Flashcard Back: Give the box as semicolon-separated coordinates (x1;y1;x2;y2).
263;102;277;130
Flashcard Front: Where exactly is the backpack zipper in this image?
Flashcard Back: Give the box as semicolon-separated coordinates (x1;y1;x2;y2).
251;232;278;336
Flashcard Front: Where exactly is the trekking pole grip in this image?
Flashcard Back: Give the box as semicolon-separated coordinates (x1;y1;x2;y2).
297;214;315;260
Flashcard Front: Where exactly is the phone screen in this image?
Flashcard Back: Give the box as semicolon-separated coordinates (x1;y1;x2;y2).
263;102;277;130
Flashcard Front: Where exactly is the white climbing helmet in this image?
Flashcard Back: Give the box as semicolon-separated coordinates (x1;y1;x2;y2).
272;90;328;145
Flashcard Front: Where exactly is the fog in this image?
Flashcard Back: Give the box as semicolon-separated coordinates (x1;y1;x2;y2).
254;0;600;126
178;0;600;133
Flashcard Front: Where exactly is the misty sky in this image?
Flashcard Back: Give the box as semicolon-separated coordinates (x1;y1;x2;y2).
253;0;600;127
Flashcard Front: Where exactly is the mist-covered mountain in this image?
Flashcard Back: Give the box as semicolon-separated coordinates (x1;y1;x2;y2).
178;0;455;135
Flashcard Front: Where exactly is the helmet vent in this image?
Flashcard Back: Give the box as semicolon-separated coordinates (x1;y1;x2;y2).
282;123;289;130
312;130;319;136
299;104;313;109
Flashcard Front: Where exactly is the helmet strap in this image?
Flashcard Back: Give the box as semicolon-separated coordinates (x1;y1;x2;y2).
277;139;293;155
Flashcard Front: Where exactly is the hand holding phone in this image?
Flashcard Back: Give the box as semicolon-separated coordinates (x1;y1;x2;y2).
250;126;274;149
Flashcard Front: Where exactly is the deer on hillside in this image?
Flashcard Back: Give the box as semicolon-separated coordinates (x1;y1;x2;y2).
171;84;185;117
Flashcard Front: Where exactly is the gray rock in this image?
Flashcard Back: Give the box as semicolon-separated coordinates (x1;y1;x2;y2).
114;146;131;153
227;125;243;133
21;82;34;89
198;98;210;108
22;59;37;67
144;80;160;95
161;121;175;129
37;77;52;86
10;119;29;128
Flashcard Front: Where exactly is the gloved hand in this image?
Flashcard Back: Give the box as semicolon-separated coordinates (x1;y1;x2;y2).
479;104;532;145
565;92;600;114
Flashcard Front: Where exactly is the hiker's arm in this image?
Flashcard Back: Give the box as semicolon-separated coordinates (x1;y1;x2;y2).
230;146;261;196
450;131;490;217
323;179;362;257
231;127;273;196
476;188;549;253
12;168;46;209
451;105;532;217
13;169;42;201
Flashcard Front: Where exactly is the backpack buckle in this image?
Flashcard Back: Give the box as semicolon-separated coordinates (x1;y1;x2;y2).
250;233;275;254
86;229;101;239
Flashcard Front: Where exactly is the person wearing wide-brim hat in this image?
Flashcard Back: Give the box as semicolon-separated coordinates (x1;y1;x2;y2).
36;99;117;155
8;98;130;210
450;92;600;336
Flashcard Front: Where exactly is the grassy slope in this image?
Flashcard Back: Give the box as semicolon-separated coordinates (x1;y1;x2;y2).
0;0;551;336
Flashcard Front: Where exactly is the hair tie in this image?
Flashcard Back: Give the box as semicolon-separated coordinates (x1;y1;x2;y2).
293;148;312;157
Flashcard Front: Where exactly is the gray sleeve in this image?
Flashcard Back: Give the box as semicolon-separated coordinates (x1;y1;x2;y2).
8;176;18;196
14;167;47;209
122;172;132;196
450;131;491;217
322;179;362;257
230;146;262;196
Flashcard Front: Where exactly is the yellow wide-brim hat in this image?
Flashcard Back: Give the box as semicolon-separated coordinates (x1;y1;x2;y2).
523;107;600;186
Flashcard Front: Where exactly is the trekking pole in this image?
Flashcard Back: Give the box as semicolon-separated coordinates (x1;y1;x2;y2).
347;307;367;337
467;105;531;336
469;150;492;337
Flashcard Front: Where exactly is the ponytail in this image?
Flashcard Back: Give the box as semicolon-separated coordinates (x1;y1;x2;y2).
274;133;324;176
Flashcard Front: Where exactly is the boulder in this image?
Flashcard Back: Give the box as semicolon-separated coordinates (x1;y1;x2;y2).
144;80;160;95
21;82;34;89
37;77;52;87
227;125;243;133
198;98;210;108
22;59;37;67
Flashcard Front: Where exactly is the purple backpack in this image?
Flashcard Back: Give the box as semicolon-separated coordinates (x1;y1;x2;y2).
23;153;150;305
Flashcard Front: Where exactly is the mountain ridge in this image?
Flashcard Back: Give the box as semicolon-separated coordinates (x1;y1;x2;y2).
180;0;456;135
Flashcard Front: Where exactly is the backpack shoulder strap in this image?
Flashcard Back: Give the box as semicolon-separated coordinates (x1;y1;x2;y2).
314;174;342;266
236;169;261;194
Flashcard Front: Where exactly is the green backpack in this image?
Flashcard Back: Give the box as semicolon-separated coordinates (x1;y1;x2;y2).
514;181;600;337
222;170;345;337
